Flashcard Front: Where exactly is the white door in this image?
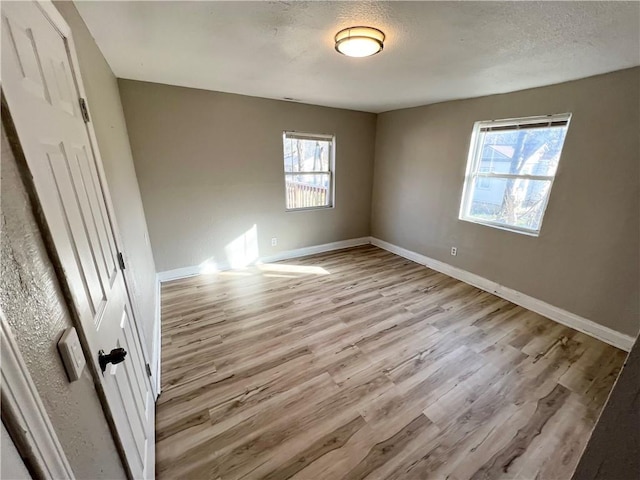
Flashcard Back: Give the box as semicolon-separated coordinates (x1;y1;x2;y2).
1;2;155;478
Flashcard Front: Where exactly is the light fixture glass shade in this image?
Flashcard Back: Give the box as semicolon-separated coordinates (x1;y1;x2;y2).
335;26;385;57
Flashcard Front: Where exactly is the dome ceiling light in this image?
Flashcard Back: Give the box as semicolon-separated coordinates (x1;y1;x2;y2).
334;26;385;57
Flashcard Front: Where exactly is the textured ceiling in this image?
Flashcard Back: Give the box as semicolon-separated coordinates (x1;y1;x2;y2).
76;1;640;113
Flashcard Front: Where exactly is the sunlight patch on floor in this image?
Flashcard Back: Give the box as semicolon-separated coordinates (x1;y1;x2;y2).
257;263;330;275
218;270;253;277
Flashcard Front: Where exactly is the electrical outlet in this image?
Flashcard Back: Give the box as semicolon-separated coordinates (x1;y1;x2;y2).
451;247;457;256
271;237;277;247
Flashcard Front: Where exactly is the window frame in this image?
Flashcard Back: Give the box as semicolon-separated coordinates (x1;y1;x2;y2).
282;131;336;212
458;113;572;236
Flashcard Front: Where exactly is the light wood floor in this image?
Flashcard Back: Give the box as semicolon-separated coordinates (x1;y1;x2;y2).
156;245;626;480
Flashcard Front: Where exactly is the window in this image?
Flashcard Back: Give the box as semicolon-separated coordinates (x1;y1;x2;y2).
459;113;571;235
283;132;334;210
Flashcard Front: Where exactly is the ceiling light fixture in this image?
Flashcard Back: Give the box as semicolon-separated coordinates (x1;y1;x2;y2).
334;26;385;57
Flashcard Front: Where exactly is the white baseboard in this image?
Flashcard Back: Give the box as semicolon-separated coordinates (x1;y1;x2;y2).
370;237;635;352
157;237;372;283
157;265;202;282
259;237;371;264
152;276;162;398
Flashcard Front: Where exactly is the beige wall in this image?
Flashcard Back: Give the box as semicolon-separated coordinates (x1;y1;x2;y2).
372;68;640;337
1;123;125;479
54;1;158;358
118;80;377;272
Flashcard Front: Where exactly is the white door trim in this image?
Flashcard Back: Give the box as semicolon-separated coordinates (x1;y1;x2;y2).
0;307;75;480
153;276;162;395
35;0;158;399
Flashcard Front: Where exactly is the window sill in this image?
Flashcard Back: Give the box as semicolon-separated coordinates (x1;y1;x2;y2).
286;205;335;213
459;216;540;237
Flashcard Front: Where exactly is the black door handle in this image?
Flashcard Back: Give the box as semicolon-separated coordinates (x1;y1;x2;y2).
98;348;127;372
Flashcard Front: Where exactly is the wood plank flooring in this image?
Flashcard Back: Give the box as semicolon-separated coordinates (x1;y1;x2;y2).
156;245;626;480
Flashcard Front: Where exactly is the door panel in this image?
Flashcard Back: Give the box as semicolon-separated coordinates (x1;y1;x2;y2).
46;55;76;115
2;14;51;103
67;144;112;289
45;140;107;314
1;2;155;478
73;145;119;285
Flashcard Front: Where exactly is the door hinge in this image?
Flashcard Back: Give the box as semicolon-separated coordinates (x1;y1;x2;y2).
145;363;152;377
117;252;126;270
79;98;90;123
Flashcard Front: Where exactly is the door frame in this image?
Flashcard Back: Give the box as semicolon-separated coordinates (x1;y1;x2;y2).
0;306;75;480
35;0;159;398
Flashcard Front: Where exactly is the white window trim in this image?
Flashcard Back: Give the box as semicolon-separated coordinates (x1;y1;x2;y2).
459;113;572;236
283;131;336;212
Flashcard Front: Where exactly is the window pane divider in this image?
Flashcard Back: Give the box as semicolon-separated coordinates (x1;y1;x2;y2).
285;171;331;175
